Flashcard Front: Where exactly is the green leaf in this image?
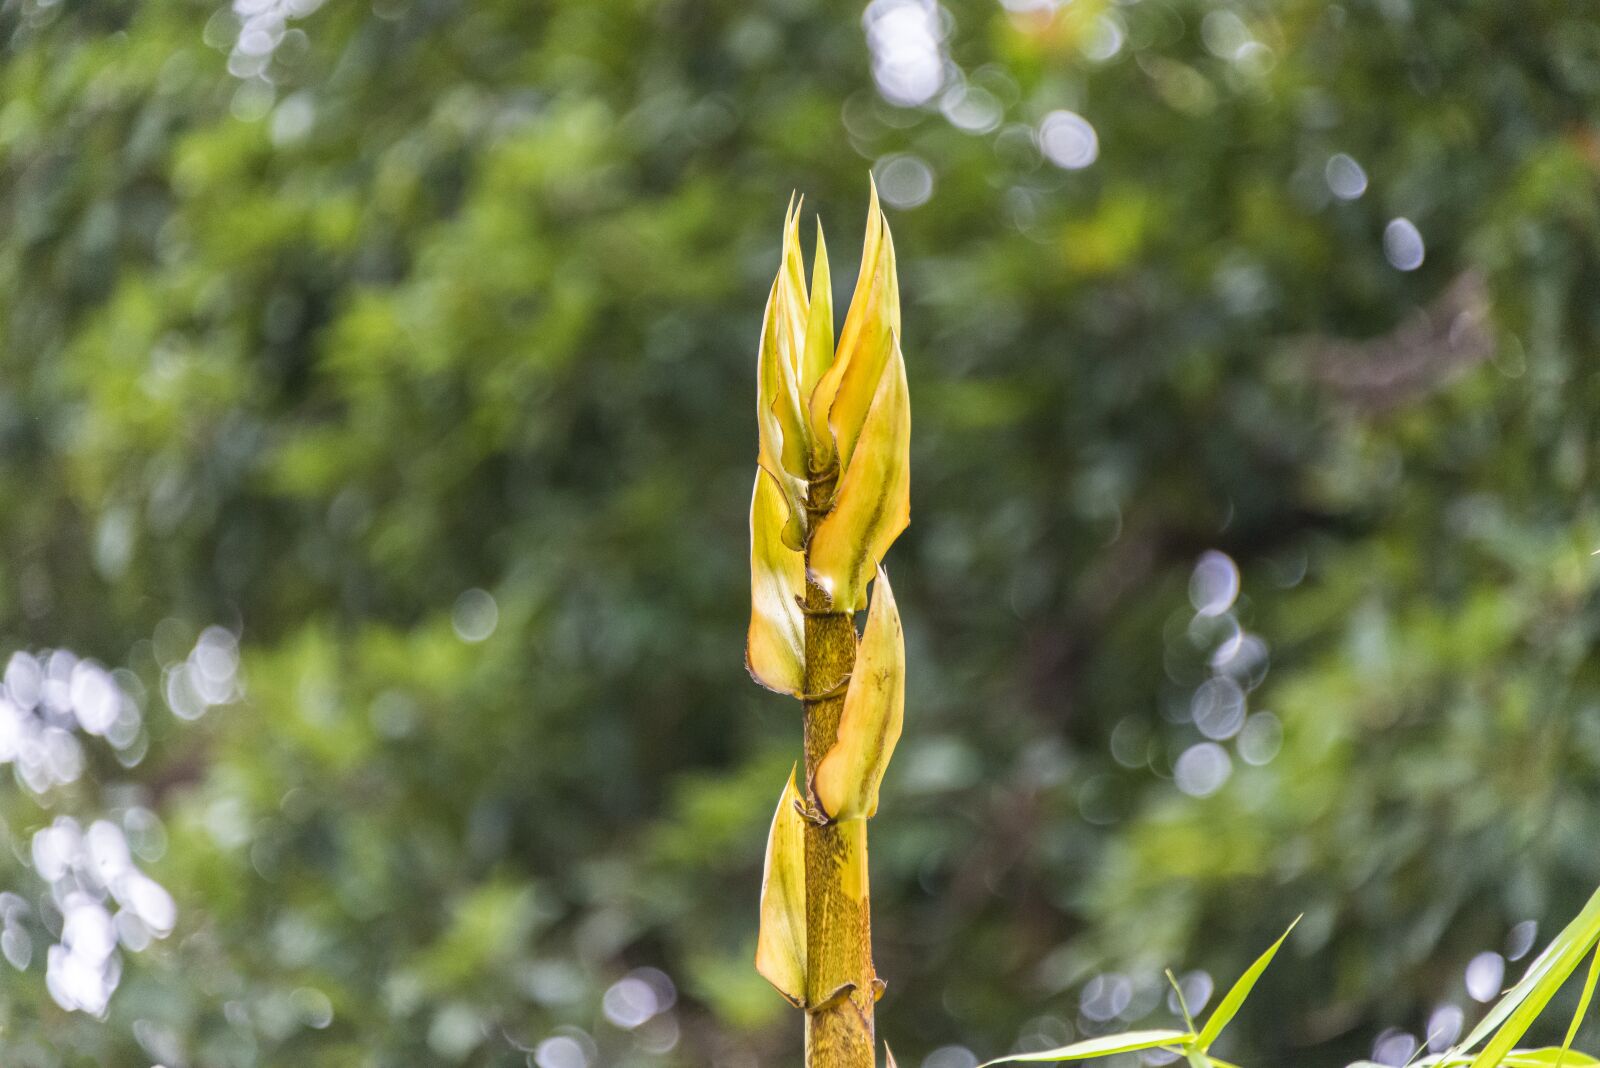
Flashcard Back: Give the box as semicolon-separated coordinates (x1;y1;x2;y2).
1195;916;1300;1051
1446;884;1600;1068
1508;1051;1600;1067
1557;943;1600;1068
1350;1050;1600;1068
979;1029;1195;1065
1166;968;1197;1034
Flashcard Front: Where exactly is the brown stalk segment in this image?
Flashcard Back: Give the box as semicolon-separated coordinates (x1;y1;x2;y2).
802;469;875;1068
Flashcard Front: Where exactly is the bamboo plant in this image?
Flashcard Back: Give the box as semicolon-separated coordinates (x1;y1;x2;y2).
740;189;1600;1068
747;185;909;1068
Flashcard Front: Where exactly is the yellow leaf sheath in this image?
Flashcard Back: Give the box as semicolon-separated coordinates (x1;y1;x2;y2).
756;274;808;551
748;190;911;1057
827;214;898;473
775;201;815;481
807;334;910;612
813;568;904;821
800;220;834;449
755;766;808;1007
810;182;896;470
746;466;806;696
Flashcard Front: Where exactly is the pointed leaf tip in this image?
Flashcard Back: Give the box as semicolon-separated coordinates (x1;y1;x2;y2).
801;221;835;464
773;201;814;480
810;186;891;469
1196;916;1300;1051
823;201;900;474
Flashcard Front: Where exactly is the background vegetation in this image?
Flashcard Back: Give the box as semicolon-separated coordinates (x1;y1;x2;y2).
2;0;1600;1065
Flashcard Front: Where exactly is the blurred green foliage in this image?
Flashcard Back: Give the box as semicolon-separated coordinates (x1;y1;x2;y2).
2;0;1600;1065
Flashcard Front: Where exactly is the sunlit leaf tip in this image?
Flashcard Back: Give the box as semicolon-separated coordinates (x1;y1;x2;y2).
1195;915;1301;1051
773;198;814;481
800;218;835;460
810;181;890;469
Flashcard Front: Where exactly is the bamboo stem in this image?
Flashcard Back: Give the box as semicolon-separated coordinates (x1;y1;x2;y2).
801;471;875;1068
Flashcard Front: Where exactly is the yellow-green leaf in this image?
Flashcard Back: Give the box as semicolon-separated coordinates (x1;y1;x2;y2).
781;194;810;335
979;1029;1195;1065
1196;917;1300;1050
1558;943;1600;1068
746;466;805;696
755;766;807;1007
1350;1051;1600;1068
813;567;904;820
1449;883;1600;1068
808;334;910;612
826;213;898;472
810;181;896;469
756;275;807;550
800;219;835;463
775;200;814;480
1507;1052;1600;1067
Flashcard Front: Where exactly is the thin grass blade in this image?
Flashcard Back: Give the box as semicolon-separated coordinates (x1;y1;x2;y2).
1557;943;1600;1068
978;1029;1194;1066
1195;916;1300;1051
1445;885;1600;1067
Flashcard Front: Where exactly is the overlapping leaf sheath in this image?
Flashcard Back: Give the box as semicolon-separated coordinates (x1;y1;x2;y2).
747;467;806;696
811;185;899;473
808;337;909;613
754;199;817;554
813;567;904;821
755;768;808;1007
747;188;910;1068
747;185;910;681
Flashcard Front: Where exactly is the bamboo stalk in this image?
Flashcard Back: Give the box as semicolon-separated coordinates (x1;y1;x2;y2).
750;192;905;1067
801;472;875;1068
